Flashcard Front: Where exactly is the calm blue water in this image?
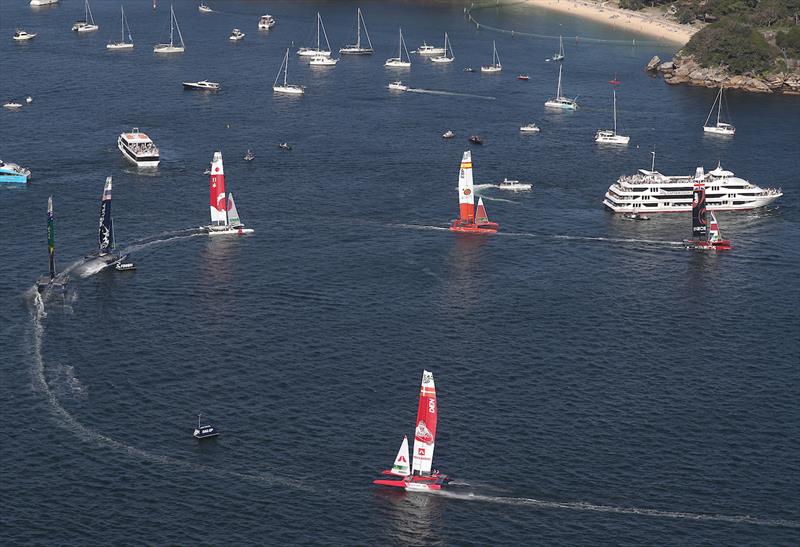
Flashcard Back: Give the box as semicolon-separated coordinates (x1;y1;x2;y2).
2;1;799;544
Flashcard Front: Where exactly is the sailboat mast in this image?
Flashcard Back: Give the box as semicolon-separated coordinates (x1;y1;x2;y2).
316;12;321;51
169;5;174;46
283;48;288;86
613;90;617;134
47;196;55;280
651;147;656;172
556;65;562;98
356;8;361;48
717;87;723;125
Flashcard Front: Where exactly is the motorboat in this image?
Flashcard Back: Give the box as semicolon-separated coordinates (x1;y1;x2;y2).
517;74;529;81
13;29;37;41
72;0;99;32
309;55;337;66
297;12;332;57
153;5;185;53
603;152;783;214
549;35;565;61
273;48;304;95
621;213;650;221
387;81;408;92
258;14;275;30
107;6;134;50
373;371;451;491
0;160;31;183
339;8;373;54
416;41;445;55
449;151;499;234
198;3;212;13
278;143;292;150
684;168;733;250
117;128;160;168
703;87;735;136
442;130;455;139
463;67;475;73
205;151;255;235
30;0;59;5
430;32;454;63
480;41;502;73
544;65;577;110
519;123;540;133
244;149;255;161
183;80;220;91
385;28;411;68
595;90;629;144
468;135;482;145
193;414;219;439
498;178;532;191
3;101;23;110
26;96;33;103
36;197;69;294
229;28;245;41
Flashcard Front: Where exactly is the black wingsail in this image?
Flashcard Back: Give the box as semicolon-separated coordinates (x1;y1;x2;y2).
98;176;114;255
47;196;56;279
691;167;707;242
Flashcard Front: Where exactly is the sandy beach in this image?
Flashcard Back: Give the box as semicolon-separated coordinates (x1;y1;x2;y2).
525;0;700;44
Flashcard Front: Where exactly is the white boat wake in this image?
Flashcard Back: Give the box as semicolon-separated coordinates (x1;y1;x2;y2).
25;228;312;491
406;88;496;100
434;490;800;529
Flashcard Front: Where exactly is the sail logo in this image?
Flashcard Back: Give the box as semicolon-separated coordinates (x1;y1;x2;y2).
417;447;426;456
398;455;407;462
463;188;471;196
415;420;433;443
428;399;436;414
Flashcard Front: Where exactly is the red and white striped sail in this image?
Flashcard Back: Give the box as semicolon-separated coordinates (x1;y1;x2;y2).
411;370;437;475
458;151;475;223
391;435;411;476
474;197;490;224
209;151;227;225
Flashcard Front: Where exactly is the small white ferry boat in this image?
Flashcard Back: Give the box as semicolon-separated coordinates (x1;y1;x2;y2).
544;65;577;110
183;80;220;91
498;178;532;191
258;14;275;30
387;81;408;92
72;0;99;32
117;128;160;168
13;29;37;41
229;28;245;41
603;155;783;214
519;123;540;133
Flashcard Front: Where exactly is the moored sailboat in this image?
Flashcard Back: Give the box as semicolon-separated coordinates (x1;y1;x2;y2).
36;196;69;293
107;5;134;50
480;40;502;73
684;167;732;250
430;32;454;64
449;151;499;234
339;8;373;55
298;12;332;57
385;28;411;68
549;35;565;61
544;65;577;110
72;0;99;32
273;48;304;95
703;87;735;136
595;90;629;144
205;151;254;235
373;370;450;491
154;5;185;53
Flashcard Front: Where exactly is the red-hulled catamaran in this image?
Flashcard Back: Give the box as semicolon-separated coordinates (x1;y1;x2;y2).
449;151;499;234
374;370;451;491
684;167;732;251
206;151;254;236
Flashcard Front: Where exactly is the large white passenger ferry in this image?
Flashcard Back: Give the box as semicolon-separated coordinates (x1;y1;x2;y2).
603;161;782;214
117;128;160;168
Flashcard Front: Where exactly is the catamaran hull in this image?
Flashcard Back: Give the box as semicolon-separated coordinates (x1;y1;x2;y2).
684;239;732;251
205;226;255;236
449;220;499;234
374;473;450;491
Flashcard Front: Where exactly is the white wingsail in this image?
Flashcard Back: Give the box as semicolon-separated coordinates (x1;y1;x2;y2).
391;435;411;476
227;193;241;226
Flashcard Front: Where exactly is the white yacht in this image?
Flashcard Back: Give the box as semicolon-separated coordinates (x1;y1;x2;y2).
117;128;160;168
544;65;577;110
183;80;220;90
498;178;532;191
340;8;373;54
14;29;37;41
519;123;540;133
72;0;99;32
30;0;58;5
603;158;782;214
154;5;184;53
229;28;245;41
480;41;501;73
385;28;411;68
198;3;211;13
549;35;565;61
273;48;304;95
387;81;408;92
309;55;337;66
258;15;275;30
298;12;332;57
703;86;735;136
595;90;629;144
417;41;445;55
107;6;133;50
430;33;454;63
3;101;23;109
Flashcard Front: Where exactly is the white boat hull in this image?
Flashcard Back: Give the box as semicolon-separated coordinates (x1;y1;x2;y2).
14;34;37;41
385;59;411;68
107;42;133;50
596;134;630;145
298;48;330;57
430;56;454;64
499;184;532;191
273;85;304;95
154;45;184;53
30;0;59;5
545;99;577;110
206;225;255;235
117;139;159;168
310;58;337;66
519;126;540;133
481;66;501;73
417;47;445;55
703;125;735;136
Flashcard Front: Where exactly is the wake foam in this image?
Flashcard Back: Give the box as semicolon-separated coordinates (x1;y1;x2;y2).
406;88;496;100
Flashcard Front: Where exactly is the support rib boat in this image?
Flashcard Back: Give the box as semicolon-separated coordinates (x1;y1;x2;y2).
374;370;450;492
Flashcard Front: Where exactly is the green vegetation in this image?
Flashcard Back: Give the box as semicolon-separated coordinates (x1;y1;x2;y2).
776;26;800;55
683;17;778;74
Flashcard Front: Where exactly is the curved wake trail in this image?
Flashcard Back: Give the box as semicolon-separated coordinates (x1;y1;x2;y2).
407;88;496;100
435;491;800;529
26;228;314;492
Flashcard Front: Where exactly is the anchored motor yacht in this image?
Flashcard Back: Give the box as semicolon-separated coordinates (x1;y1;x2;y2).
603;159;782;214
0;160;31;184
229;28;245;41
117;128;160;168
416;41;445;55
183;80;220;91
14;28;37;41
498;178;532;191
258;15;275;30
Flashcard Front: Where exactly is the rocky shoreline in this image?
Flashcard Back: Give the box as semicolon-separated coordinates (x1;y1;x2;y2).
646;55;800;95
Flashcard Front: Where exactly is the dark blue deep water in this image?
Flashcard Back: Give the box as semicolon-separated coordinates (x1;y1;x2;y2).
2;0;799;544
